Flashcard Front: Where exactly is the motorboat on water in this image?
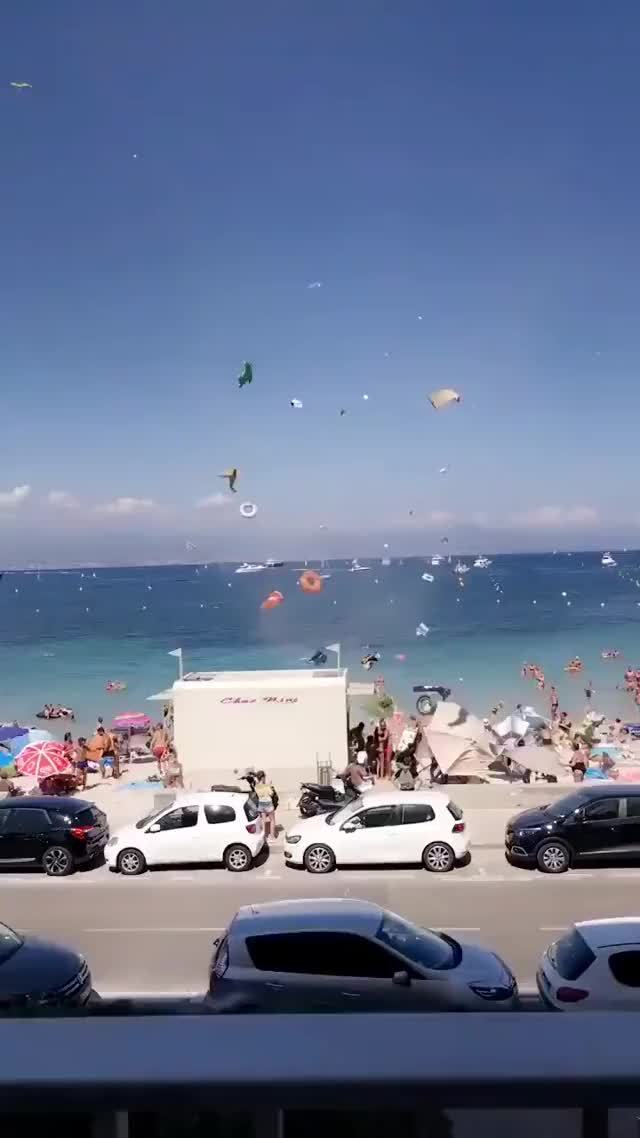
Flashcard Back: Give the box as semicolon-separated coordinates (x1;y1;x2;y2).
265;559;284;568
454;561;470;574
349;559;371;572
601;552;617;567
430;555;444;566
473;556;492;569
235;562;266;574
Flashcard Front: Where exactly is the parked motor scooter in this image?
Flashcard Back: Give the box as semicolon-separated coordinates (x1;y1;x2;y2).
298;775;360;818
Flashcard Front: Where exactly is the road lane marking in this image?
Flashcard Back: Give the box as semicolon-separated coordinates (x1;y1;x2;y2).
539;926;566;932
85;927;222;934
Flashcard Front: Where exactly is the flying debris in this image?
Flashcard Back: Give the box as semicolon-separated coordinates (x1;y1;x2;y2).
421;573;435;583
185;541;197;552
416;623;430;637
438;466;450;475
409;509;415;517
290;398;303;409
219;468;238;492
339;409;347;417
363;394;369;401
429;388;462;411
308;649;328;665
319;524;328;531
261;590;284;611
440;536;449;544
361;652;380;671
307;281;323;289
417;315;423;321
10;81;32;89
239;502;257;519
237;362;253;389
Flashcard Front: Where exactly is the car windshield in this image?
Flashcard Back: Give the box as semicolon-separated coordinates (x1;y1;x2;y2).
135;806;167;830
0;922;22;964
376;912;457;971
326;798;361;826
547;792;588;818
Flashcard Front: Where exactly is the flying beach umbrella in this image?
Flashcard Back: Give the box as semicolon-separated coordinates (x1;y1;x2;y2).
429;388;461;411
112;712;151;732
16;741;70;780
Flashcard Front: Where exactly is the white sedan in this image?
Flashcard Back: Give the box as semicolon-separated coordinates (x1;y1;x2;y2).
538;918;640;1009
105;791;265;875
284;789;469;874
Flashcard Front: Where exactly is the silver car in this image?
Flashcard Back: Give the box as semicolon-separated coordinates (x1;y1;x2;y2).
206;898;518;1012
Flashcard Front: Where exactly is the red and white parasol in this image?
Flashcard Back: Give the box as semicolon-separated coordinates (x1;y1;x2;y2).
16;741;71;780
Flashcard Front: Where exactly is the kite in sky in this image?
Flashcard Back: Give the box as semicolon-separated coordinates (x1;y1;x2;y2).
429;388;461;410
219;468;238;492
238;362;253;388
10;81;32;89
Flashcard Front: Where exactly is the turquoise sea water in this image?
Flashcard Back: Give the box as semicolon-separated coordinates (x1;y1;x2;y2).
1;553;640;738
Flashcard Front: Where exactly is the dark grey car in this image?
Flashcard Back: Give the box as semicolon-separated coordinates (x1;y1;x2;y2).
0;921;92;1011
206;898;518;1013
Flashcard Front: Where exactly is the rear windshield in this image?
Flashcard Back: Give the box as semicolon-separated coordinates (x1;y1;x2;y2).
244;797;259;822
75;807;99;827
447;801;463;821
549;928;596;980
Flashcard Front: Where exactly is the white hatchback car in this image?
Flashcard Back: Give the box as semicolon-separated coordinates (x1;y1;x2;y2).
284;790;469;873
538;919;640;1010
105;792;265;875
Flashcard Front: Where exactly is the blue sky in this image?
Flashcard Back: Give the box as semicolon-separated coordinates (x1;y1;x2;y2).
1;0;639;564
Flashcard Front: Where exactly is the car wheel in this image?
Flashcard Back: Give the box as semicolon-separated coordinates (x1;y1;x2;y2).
117;847;147;876
422;842;455;872
303;844;335;874
536;841;570;874
42;845;74;877
224;844;252;872
416;694;436;716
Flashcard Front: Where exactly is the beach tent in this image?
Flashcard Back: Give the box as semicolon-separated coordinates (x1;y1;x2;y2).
426;701;487;743
424;732;495;776
493;713;530;740
508;744;569;779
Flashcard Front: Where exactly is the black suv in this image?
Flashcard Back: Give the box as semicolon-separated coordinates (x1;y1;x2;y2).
506;785;640;873
0;797;109;876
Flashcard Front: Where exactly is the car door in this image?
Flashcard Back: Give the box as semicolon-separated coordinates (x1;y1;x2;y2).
397;802;437;861
618;796;640;854
243;931;422;1011
336;805;403;865
143;804;200;865
201;804;238;863
605;948;640;1008
571;797;624;858
0;808;53;863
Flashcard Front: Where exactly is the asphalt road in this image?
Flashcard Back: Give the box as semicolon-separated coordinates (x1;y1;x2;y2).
3;846;640;995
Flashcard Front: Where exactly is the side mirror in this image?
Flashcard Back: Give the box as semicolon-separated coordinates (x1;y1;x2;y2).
148;823;161;833
392;970;411;988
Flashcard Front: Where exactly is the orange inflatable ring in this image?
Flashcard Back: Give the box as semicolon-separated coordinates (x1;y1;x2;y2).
299;569;323;594
261;590;284;611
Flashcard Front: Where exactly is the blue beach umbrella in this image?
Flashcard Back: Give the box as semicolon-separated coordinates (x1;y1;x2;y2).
0;725;28;743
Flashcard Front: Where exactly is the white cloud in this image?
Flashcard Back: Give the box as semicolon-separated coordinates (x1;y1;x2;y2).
196;492;232;509
98;497;156;516
47;490;78;510
0;484;31;509
510;505;598;529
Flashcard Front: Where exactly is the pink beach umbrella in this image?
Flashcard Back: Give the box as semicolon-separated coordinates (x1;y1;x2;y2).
112;712;152;732
16;741;71;780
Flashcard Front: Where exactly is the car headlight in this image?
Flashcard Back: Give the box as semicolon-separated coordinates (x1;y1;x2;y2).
285;834;302;844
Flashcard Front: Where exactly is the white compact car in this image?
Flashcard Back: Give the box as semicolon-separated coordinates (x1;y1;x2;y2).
105;792;265;875
284;790;469;874
538;919;640;1010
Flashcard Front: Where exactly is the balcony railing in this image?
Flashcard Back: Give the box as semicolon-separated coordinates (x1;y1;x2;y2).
1;1011;639;1137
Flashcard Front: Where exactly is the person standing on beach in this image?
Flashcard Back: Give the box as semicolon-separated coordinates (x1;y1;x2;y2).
550;686;559;722
150;722;169;776
375;719;392;779
585;679;595;706
73;737;89;790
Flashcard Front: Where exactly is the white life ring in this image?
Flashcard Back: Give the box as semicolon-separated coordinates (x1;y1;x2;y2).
240;502;257;519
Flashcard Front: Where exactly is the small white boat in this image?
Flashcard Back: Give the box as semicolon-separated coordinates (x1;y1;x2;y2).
265;559;284;568
349;559;371;572
473;556;492;569
454;561;470;574
602;552;617;567
430;555;443;566
235;562;266;574
381;558;391;567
